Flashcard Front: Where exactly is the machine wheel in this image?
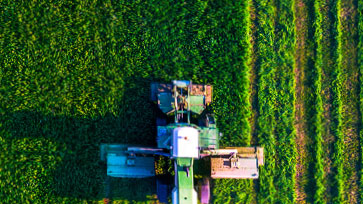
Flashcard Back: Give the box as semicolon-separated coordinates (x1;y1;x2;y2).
156;176;170;204
103;176;111;204
156;117;167;126
200;177;210;204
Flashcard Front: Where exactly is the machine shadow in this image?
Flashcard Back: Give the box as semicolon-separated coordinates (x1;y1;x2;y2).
3;78;164;202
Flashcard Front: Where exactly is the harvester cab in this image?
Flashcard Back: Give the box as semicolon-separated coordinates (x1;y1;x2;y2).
100;80;264;204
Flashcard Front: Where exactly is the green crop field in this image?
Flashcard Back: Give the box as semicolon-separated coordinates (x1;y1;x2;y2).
0;0;362;203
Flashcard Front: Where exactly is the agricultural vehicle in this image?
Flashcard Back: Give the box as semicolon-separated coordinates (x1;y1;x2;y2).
100;80;264;204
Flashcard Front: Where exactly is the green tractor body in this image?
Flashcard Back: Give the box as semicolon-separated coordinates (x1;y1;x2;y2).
100;80;264;204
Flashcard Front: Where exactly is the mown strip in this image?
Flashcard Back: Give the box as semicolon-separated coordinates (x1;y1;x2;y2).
306;0;326;203
254;0;277;203
209;1;254;203
330;0;344;203
273;0;297;203
359;0;363;201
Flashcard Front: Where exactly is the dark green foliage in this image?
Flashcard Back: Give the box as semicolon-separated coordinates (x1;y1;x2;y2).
255;0;277;203
273;0;297;203
305;0;325;203
255;0;297;203
0;0;255;203
208;1;254;203
330;0;344;203
1;0;362;203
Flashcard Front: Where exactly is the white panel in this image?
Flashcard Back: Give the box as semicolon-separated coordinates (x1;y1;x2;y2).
172;127;199;158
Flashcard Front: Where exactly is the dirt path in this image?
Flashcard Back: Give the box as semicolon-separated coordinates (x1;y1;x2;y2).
294;0;309;203
340;0;360;202
320;1;335;202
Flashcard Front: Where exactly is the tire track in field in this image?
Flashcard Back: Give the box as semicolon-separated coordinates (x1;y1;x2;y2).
319;0;335;202
339;0;360;203
294;0;309;202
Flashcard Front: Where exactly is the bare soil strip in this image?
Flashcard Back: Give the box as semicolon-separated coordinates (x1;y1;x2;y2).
340;0;360;202
320;0;335;203
294;0;309;202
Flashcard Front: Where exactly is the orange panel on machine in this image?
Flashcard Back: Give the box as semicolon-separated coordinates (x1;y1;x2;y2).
210;157;259;179
190;84;212;104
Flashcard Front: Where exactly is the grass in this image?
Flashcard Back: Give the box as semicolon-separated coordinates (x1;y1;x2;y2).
254;0;277;203
0;0;256;203
1;0;363;203
209;1;254;203
254;0;297;203
304;0;326;203
330;0;344;203
273;0;297;203
359;0;363;201
338;0;361;202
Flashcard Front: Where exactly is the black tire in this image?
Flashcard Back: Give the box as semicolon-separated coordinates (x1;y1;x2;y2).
156;117;167;126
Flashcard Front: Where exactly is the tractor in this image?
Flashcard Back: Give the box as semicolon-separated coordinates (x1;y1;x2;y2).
100;80;264;204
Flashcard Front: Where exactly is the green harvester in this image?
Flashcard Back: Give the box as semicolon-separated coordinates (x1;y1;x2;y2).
100;80;264;204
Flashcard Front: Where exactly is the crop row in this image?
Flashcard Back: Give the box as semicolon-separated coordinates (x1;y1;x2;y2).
255;0;277;203
255;0;297;203
306;0;325;203
359;0;363;202
272;0;297;203
210;1;254;203
330;0;344;203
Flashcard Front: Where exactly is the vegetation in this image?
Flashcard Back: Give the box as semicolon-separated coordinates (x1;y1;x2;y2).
254;0;277;203
359;0;363;201
273;0;297;203
305;0;326;203
330;0;344;203
210;1;254;203
254;0;297;203
0;0;362;203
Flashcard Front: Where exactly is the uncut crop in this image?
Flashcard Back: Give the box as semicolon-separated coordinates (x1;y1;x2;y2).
0;0;256;203
1;0;363;203
210;1;254;203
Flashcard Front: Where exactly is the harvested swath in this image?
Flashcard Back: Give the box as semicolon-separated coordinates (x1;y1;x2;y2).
306;0;325;203
254;0;277;203
330;0;344;203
